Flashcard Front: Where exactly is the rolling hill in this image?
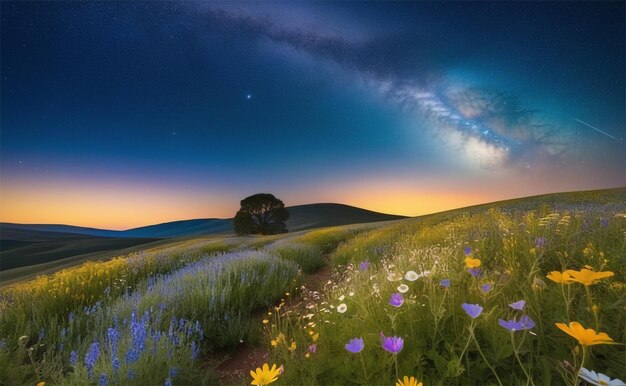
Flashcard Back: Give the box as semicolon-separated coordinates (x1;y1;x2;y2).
0;204;406;273
1;203;406;239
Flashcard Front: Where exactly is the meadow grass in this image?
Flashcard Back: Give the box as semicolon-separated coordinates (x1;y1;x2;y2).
1;188;624;385
265;243;326;274
266;201;626;386
0;250;301;385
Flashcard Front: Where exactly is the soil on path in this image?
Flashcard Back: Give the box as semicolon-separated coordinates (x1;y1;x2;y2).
214;257;332;385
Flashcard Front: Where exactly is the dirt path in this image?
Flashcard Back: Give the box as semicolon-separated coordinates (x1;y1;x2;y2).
214;257;332;384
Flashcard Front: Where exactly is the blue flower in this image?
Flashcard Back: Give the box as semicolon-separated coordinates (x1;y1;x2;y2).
468;268;482;278
464;246;472;256
107;327;120;357
125;348;139;364
191;340;200;360
99;373;107;386
389;293;404;307
498;315;536;332
461;303;483;319
165;377;172;386
111;356;120;376
358;261;370;271
345;338;364;353
480;283;493;293
509;300;526;311
440;278;451;288
84;342;100;378
69;350;78;366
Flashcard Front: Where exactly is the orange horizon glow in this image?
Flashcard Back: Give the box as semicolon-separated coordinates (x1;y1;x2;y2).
2;171;621;230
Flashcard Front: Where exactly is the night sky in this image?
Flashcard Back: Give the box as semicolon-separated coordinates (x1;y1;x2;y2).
1;1;625;229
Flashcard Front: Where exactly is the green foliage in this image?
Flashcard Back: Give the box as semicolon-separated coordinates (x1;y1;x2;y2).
268;198;626;385
268;243;325;273
234;193;289;235
331;224;405;266
294;227;354;254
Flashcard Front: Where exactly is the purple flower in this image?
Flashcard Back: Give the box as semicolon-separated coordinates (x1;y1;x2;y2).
534;237;547;248
68;350;78;366
191;340;200;360
440;279;451;288
358;261;370;271
389;293;404;307
464;246;472;256
308;344;317;354
498;315;536;332
468;268;482;278
480;283;493;293
112;357;120;376
107;327;120;357
84;342;100;378
600;218;609;227
381;333;403;354
509;300;526;311
461;303;483;319
99;373;107;386
165;378;172;386
345;338;364;353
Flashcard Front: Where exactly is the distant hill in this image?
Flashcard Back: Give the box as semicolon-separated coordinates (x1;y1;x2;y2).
1;203;406;239
0;204;405;272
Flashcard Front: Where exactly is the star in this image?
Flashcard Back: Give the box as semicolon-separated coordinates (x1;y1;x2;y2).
246;94;252;100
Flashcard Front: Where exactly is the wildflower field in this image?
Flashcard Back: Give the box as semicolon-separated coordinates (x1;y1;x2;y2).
1;188;625;385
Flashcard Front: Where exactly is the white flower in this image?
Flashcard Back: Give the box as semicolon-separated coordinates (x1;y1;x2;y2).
348;291;355;297
579;368;626;386
404;271;419;281
397;284;409;293
338;295;345;301
387;273;402;282
337;303;348;313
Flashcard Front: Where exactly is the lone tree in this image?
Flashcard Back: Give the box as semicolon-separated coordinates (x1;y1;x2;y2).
233;193;289;235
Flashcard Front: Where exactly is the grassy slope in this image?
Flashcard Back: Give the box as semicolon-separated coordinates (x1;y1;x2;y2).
2;187;622;286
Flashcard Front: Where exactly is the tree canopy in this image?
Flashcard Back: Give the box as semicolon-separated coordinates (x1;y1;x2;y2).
233;193;289;235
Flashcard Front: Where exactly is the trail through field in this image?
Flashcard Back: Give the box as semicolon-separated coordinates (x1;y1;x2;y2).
215;255;332;384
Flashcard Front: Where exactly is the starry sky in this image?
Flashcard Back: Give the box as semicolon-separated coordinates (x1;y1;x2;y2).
1;1;625;229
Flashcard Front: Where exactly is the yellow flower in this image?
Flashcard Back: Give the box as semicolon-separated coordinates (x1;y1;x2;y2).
271;333;285;347
565;269;614;286
546;271;574;284
37;382;45;386
289;341;297;351
262;319;269;324
555;322;616;346
464;257;481;269
250;363;281;386
311;333;319;342
396;376;423;386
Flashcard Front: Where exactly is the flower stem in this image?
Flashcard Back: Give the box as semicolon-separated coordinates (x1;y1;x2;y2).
560;284;570;320
584;286;599;331
359;352;368;382
470;327;503;386
511;332;533;386
394;355;399;380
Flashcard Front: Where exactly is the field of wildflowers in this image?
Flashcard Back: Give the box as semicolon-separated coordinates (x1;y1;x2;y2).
1;188;624;385
265;189;626;386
